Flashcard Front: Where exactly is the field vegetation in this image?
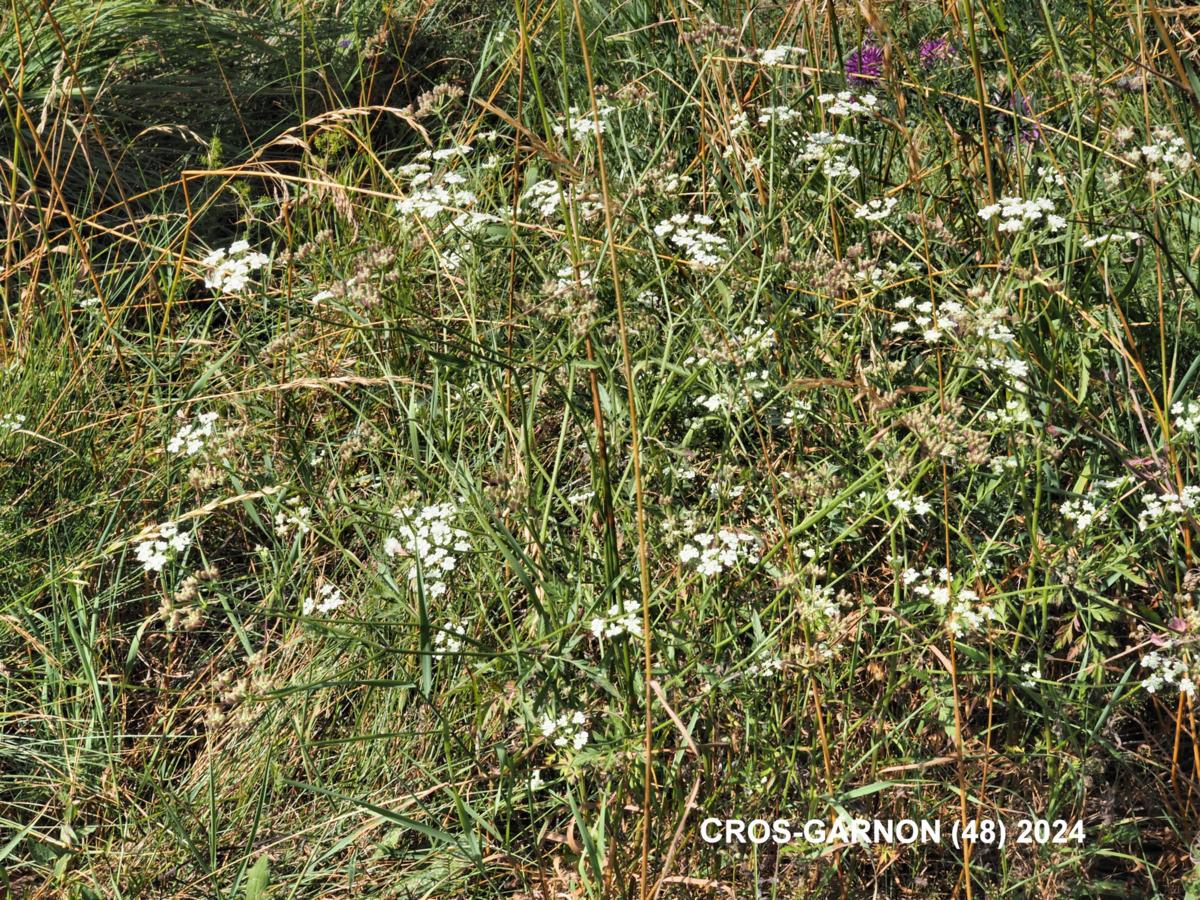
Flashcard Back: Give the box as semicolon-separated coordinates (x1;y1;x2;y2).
4;0;1200;896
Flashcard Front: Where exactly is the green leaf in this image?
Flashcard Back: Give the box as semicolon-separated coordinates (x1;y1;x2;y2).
244;854;269;899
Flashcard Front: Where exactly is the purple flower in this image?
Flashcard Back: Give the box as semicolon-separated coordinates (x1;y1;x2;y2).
845;43;884;87
993;89;1041;145
919;38;954;68
1008;91;1041;145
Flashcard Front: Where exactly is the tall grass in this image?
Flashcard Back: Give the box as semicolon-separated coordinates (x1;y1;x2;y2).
3;0;1200;896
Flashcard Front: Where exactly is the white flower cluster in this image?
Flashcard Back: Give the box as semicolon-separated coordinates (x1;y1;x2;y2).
903;567;997;636
539;710;589;751
683;321;776;367
964;296;1015;343
989;454;1019;474
892;288;1018;346
384;503;470;597
1138;486;1200;530
1037;165;1067;187
818;91;878;117
754;45;807;66
393;149;498;273
1081;230;1140;250
134;521;193;574
654;213;729;268
985;356;1030;390
679;529;760;576
949;594;995;635
797;131;861;179
303;583;345;616
745;655;784;677
547;263;594;298
694;392;728;413
656;171;691;194
1172;399;1200;435
690;372;771;420
986;398;1032;428
202;240;270;294
396;169;479;219
736;323;777;360
0;413;25;433
824;154;861;179
522;178;562;218
521;179;602;221
552;103;614;142
757;105;804;127
413;144;473;164
1141;646;1195;696
167;412;218;456
891;294;965;342
781;397;813;427
706;465;753;499
725;110;751;141
434;620;468;654
1129;131;1194;177
901;565;947;589
977;196;1066;234
1060;495;1105;531
854;196;897;221
796;582;844;624
886;488;933;517
634;289;664;310
274;499;312;538
590;599;643;640
1018;662;1042;687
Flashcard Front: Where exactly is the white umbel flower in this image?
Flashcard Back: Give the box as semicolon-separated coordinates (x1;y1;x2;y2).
384;503;471;597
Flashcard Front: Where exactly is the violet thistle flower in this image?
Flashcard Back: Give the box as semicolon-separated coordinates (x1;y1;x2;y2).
918;38;954;68
844;43;883;87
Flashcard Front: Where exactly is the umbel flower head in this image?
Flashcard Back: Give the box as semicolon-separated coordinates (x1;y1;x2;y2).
844;43;883;87
167;412;218;456
202;240;269;294
134;521;194;574
539;710;589;751
384;503;471;597
679;529;760;576
303;583;344;616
